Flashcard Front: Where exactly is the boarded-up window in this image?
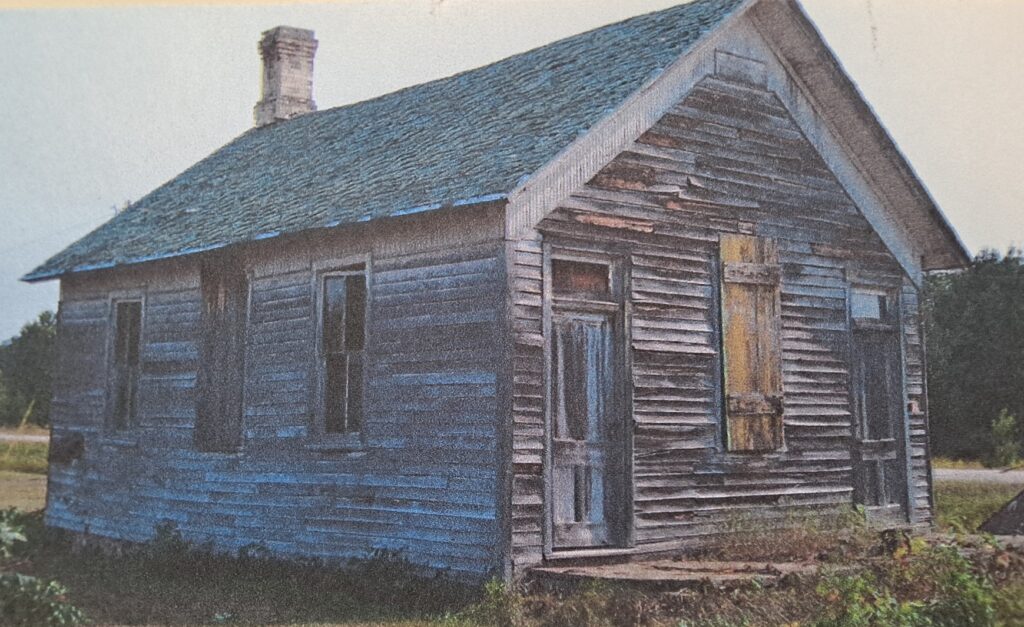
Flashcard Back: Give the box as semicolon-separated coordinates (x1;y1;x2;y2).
552;260;610;299
719;234;784;451
110;300;142;430
196;263;248;452
322;269;366;434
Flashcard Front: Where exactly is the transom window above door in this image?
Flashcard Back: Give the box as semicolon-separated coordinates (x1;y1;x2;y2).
552;259;611;299
851;289;890;321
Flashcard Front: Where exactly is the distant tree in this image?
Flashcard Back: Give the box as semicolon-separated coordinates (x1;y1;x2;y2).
0;311;57;427
923;248;1024;459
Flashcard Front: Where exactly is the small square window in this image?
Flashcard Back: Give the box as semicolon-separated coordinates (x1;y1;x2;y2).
851;290;888;321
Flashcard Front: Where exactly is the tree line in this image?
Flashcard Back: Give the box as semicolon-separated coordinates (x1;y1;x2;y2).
2;249;1022;462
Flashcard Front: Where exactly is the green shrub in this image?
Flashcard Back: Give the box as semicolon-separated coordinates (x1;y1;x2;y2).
816;541;996;627
815;570;930;627
914;544;995;626
987;410;1020;469
0;519;26;559
454;579;525;627
0;573;86;626
994;580;1024;626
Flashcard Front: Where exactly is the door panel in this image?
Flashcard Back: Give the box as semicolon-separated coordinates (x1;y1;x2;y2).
550;313;621;549
851;329;907;514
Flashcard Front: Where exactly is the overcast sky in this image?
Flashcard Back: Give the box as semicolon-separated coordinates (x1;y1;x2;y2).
0;0;1021;340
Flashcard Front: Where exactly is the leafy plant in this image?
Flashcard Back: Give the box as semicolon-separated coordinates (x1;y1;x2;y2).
0;573;87;626
815;570;929;627
0;520;26;558
988;410;1020;468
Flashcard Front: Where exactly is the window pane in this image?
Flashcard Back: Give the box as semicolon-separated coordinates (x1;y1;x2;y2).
325;353;348;433
346;353;363;432
552;260;609;297
113;301;142;429
851;291;886;321
323;276;348;354
345;274;366;352
322;269;366;434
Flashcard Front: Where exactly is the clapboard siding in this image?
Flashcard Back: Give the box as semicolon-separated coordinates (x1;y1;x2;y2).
46;211;507;579
902;282;933;522
509;72;927;569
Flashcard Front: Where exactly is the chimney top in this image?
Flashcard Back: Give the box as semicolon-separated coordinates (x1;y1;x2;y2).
254;26;318;128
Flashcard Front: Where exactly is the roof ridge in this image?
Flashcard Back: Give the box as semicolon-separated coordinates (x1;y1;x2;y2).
25;0;746;281
269;1;712;127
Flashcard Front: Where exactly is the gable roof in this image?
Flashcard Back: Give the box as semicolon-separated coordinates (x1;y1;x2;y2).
25;0;746;282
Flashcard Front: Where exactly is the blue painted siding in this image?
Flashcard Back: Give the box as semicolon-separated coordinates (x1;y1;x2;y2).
46;239;505;579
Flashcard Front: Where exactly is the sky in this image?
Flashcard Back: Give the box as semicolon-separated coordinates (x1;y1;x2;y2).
0;0;1022;340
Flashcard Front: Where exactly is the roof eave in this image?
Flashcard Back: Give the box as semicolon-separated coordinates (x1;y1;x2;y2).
758;0;970;270
20;192;509;284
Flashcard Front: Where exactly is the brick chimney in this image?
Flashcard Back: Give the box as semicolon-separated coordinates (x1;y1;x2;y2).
254;26;318;127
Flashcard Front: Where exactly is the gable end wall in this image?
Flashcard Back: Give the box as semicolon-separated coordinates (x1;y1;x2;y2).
507;25;933;570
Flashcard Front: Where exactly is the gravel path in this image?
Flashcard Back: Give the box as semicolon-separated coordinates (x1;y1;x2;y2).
0;432;48;444
933;468;1024;484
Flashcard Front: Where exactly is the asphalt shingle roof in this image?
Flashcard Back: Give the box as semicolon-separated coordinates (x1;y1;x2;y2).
25;0;745;281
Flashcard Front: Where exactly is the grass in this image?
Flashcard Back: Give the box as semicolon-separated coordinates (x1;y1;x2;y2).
932;456;1024;470
0;441;49;474
934;480;1024;533
932;456;989;470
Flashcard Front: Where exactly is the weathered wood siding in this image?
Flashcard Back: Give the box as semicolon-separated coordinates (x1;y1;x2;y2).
902;282;933;523
46;207;507;579
509;70;930;568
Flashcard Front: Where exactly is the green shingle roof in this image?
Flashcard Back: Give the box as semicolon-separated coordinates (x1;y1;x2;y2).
25;0;745;281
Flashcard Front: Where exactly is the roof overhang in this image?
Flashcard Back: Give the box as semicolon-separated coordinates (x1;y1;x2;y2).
507;0;970;275
748;0;970;271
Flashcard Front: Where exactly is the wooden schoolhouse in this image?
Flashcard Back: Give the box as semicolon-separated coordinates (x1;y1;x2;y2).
27;0;969;579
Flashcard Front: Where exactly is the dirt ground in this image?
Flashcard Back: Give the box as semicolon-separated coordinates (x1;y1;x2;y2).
0;470;46;511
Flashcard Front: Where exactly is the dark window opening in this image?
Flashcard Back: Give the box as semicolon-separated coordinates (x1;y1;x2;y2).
552;259;610;298
111;301;142;430
196;263;248;452
322;271;366;434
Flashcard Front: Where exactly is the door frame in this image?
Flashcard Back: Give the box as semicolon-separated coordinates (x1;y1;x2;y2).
846;282;914;524
541;242;633;556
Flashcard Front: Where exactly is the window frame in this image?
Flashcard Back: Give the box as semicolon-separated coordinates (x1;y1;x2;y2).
849;287;898;331
311;256;370;449
105;290;145;433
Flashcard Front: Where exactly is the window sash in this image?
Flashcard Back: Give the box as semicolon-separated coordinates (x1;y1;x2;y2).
321;270;366;435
